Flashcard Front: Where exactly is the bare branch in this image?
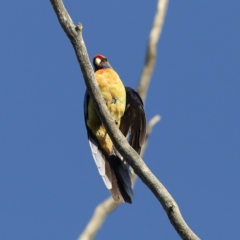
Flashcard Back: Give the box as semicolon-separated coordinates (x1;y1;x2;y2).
78;115;161;240
78;0;166;235
50;0;200;239
137;0;169;103
78;197;120;240
141;115;161;154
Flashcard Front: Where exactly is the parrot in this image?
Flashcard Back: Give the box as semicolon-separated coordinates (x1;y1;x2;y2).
84;54;146;203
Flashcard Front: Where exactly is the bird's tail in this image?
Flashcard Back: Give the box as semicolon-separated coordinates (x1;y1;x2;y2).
105;152;134;204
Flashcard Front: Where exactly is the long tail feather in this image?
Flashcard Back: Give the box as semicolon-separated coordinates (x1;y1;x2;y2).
108;155;133;203
100;150;132;203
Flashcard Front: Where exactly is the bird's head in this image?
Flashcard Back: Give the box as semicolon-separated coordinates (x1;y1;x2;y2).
93;54;112;71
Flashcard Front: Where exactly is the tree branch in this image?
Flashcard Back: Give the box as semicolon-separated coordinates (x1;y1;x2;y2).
78;115;161;240
50;0;200;239
78;197;120;240
137;0;169;103
78;0;167;235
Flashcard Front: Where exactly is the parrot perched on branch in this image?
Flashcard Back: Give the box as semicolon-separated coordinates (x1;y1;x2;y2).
84;54;146;203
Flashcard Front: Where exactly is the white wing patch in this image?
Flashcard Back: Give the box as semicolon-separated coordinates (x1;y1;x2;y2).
84;91;112;190
88;136;112;189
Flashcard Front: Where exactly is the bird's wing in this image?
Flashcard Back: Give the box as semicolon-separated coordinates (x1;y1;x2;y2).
83;91;112;189
120;87;146;154
84;88;144;203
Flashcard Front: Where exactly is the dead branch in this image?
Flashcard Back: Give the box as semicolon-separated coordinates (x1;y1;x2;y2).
137;0;169;103
50;0;200;239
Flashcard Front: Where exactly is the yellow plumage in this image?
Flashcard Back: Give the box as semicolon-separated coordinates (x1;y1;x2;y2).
87;68;126;154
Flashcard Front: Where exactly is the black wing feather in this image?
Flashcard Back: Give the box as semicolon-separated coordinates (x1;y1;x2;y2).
120;87;146;154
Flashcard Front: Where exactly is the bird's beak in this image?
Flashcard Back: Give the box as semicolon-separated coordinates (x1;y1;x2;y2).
101;61;111;69
94;57;112;70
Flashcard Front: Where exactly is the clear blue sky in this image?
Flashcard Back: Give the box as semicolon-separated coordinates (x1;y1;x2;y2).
1;1;240;239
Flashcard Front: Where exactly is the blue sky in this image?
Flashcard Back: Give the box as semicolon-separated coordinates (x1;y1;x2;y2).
1;1;240;239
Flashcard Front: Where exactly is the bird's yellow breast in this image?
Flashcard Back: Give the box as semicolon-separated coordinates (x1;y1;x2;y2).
87;68;126;154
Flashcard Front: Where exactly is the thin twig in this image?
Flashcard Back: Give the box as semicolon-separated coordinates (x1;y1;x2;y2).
78;198;120;240
141;115;161;155
50;0;200;239
137;0;169;103
78;115;161;240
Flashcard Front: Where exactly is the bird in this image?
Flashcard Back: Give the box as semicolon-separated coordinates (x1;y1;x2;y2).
84;54;146;203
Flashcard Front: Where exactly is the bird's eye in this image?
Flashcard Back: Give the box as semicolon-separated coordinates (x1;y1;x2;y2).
104;58;108;62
